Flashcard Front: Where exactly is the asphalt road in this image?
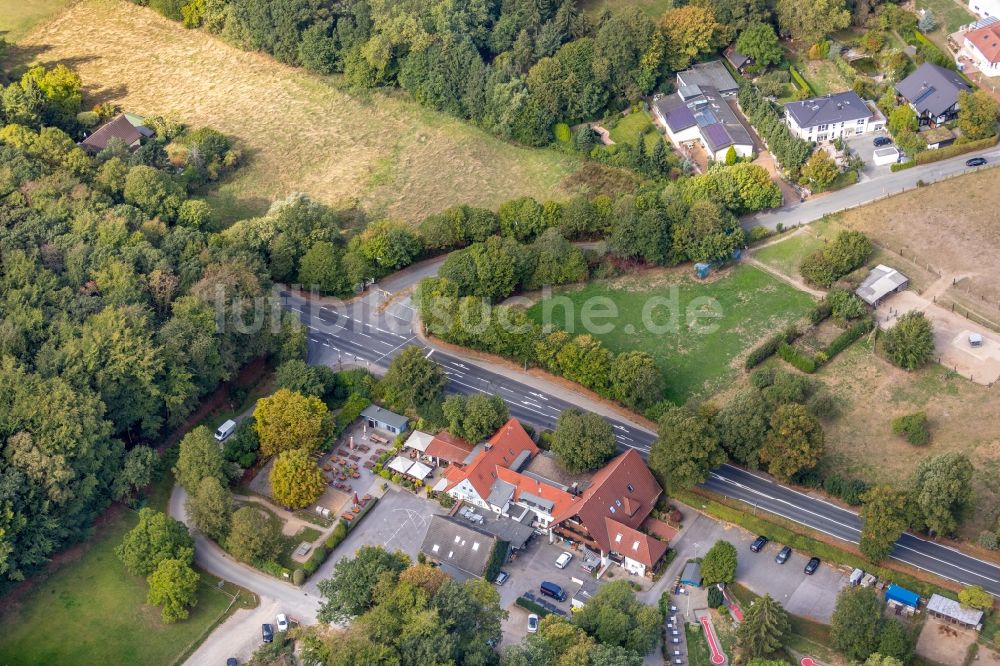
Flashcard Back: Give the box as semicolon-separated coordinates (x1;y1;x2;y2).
743;146;1000;230
281;235;1000;597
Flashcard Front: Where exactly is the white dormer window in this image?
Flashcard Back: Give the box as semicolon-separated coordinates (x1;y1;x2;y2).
432;544;440;553
627;484;634;493
615;499;622;507
615;533;622;543
454;535;461;543
633;541;641;551
609;506;616;514
472;542;480;551
448;550;454;558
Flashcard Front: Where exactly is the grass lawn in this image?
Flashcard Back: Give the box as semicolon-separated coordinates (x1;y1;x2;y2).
916;0;975;34
0;474;253;665
0;0;74;43
753;230;826;277
11;0;598;224
787;51;851;96
608;110;661;152
524;264;816;404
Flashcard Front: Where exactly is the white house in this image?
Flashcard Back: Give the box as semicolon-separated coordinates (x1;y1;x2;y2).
970;0;1000;19
652;85;755;161
784;91;883;142
962;20;1000;75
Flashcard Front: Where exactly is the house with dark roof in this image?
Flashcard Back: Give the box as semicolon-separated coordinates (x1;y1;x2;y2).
550;449;667;577
676;60;740;96
419;515;498;581
360;405;409;436
724;45;753;73
652;85;754;161
80;114;143;153
962;20;1000;75
895;62;972;126
784;91;883;142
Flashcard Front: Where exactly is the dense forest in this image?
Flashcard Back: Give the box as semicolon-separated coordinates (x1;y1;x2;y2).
0;61;325;585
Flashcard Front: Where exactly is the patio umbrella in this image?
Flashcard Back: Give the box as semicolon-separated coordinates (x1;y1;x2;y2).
349;435;354;450
353;493;360;507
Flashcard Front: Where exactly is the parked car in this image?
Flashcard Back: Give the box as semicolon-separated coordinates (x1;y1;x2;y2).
775;546;792;564
555;551;573;569
540;581;567;602
261;623;274;643
276;614;289;632
750;536;768;552
873;136;892;147
527;614;539;633
227;659;238;666
966;157;987;167
804;557;821;575
494;570;509;586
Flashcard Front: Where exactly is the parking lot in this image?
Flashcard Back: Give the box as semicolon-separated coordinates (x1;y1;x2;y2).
661;511;849;623
305;489;446;593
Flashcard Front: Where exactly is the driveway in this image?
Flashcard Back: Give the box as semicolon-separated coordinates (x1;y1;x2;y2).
845;133;896;182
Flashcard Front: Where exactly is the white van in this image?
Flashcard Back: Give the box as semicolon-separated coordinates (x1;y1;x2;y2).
214;419;237;442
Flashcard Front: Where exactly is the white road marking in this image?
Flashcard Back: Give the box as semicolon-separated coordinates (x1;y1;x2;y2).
426;349;435;359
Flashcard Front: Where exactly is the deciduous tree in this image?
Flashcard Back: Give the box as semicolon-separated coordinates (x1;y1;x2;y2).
271;447;326;509
959;585;994;611
609;351;664;410
254;388;330;457
659;6;723;71
227;506;282;564
174;425;229;492
759;404;825;480
380;346;447;412
714;389;769;467
573;580;663;655
650;406;725;490
776;0;851;45
186;475;233;543
116;508;194;577
298;241;348;295
883;311;934;370
317;546;411;623
701;540;738;585
113;445;157;504
146;558;200;623
442;393;509;443
958;90;1000;141
859;485;907;563
736;22;784;68
831;586;884;661
909;453;974;536
801;149;839;189
551;409;617;473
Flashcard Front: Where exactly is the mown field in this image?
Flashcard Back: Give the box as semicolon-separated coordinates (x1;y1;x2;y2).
9;0;598;223
0;0;73;43
0;476;252;665
525;264;816;404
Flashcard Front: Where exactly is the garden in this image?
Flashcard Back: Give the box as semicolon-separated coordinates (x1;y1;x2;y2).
525;264;816;403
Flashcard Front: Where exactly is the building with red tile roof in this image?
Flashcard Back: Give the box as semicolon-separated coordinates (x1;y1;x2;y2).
964;21;1000;75
435;418;539;503
551;448;666;576
424;431;475;465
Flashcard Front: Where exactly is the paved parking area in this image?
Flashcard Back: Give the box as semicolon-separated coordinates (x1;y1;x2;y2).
664;512;849;623
846;133;896;181
305;489;445;592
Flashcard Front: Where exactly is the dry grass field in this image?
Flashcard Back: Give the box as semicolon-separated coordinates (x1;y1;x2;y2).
11;0;601;223
829;169;1000;328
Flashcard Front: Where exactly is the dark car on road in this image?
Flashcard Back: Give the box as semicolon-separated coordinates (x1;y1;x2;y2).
966;157;987;167
873;136;892;147
804;557;821;575
262;623;274;643
775;546;792;564
750;535;768;552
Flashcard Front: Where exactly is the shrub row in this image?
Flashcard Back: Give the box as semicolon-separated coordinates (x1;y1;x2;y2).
744;326;801;370
483;540;510;583
333;393;371;437
295;499;380;583
515;596;552;617
738;83;814;174
823;317;875;360
890;160;917;172
913;135;999;165
778;342;817;373
809;299;833;325
789;66;813;95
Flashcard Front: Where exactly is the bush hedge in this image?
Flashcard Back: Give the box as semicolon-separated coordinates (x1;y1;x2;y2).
707;586;724;608
890;160;917;172
745;326;801;370
789;66;813;95
484;540;510;583
515;596;552;617
914;135;999;165
823;316;875;359
778;342;817;373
